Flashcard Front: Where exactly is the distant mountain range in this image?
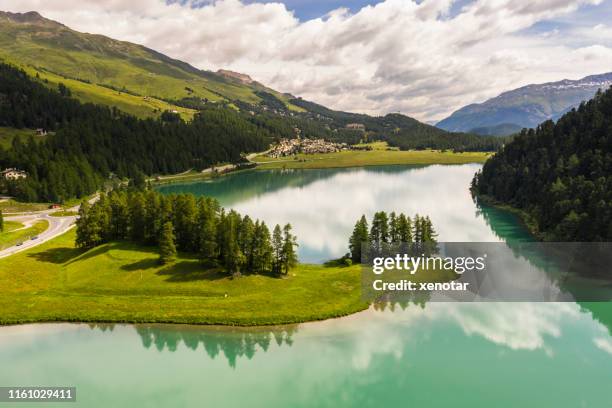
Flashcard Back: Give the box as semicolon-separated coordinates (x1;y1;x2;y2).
437;73;612;136
0;10;504;153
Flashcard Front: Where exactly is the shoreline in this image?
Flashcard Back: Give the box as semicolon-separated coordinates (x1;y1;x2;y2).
474;194;543;241
151;152;491;188
0;230;371;328
0;303;371;328
0;305;376;331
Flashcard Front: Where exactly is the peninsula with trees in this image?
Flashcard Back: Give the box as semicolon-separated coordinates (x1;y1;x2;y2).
0;183;451;325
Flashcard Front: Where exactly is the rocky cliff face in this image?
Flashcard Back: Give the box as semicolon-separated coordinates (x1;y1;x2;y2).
217;69;254;84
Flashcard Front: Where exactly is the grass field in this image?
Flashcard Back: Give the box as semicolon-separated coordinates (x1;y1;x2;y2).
49;210;78;217
0;220;48;250
252;148;492;169
0;229;456;326
0;200;50;213
149;170;213;185
3;221;23;233
0;230;368;325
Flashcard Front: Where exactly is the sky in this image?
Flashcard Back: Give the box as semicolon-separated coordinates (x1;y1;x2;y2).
3;0;612;122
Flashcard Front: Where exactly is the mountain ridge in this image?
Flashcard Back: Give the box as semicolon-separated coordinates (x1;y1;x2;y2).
437;72;612;135
0;10;304;116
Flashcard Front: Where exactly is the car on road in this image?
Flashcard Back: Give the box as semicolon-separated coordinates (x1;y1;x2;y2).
16;242;23;246
31;236;39;240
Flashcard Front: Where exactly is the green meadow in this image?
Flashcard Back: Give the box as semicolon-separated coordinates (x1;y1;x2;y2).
253;148;492;169
0;220;48;250
0;230;369;326
0;228;458;326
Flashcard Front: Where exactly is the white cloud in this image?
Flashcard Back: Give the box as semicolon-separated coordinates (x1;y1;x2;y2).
2;0;611;121
594;337;612;355
301;302;585;370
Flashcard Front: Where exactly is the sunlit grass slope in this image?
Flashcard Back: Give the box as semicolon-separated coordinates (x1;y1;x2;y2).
0;230;368;325
0;12;303;117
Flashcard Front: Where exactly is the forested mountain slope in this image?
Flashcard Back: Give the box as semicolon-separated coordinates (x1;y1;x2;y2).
472;87;612;241
289;98;506;151
0;63;271;202
0;11;302;117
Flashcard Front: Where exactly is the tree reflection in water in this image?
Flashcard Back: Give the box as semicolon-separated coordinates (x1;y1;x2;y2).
136;324;297;368
86;323;297;368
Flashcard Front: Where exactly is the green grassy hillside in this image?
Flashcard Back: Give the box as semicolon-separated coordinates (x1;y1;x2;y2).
0;230;369;325
0;11;302;119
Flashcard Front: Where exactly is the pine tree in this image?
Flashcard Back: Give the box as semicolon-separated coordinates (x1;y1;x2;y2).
93;194;112;243
129;192;147;242
413;214;423;243
421;216;438;243
218;211;244;275
75;200;103;249
172;194;197;251
198;200;218;263
109;191;129;240
144;190;160;244
75;200;91;248
389;212;400;242
159;221;177;265
281;224;298;275
397;213;412;243
349;215;369;263
272;224;283;276
252;221;273;274
421;216;439;255
238;215;255;271
369;211;389;255
216;209;227;261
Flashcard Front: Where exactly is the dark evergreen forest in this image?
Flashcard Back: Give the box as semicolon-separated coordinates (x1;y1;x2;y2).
0;64;271;202
472;87;612;241
76;188;298;276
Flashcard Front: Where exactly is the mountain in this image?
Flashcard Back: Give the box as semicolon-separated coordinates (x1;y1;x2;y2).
472;87;612;242
0;62;273;202
437;73;612;135
286;98;505;151
0;11;303;118
468;123;523;137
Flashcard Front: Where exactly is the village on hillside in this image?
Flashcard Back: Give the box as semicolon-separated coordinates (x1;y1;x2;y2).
267;138;350;158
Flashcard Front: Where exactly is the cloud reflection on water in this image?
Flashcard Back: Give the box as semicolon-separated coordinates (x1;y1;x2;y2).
215;164;501;262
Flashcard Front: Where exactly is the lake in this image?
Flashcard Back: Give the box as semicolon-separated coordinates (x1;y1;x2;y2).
1;164;611;407
157;164;531;263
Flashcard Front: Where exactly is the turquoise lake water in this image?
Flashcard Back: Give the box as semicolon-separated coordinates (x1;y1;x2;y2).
2;165;611;407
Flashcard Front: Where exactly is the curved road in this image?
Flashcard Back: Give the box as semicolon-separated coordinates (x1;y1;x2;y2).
0;195;98;259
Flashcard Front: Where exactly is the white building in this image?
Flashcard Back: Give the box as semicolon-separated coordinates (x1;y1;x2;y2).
1;168;27;180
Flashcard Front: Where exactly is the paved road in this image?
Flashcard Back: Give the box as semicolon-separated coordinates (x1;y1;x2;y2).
0;194;98;259
0;213;76;259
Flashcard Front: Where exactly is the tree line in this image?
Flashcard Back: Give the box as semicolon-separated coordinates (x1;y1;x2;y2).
289;98;506;152
76;188;298;276
472;86;612;241
0;63;272;203
349;211;438;263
